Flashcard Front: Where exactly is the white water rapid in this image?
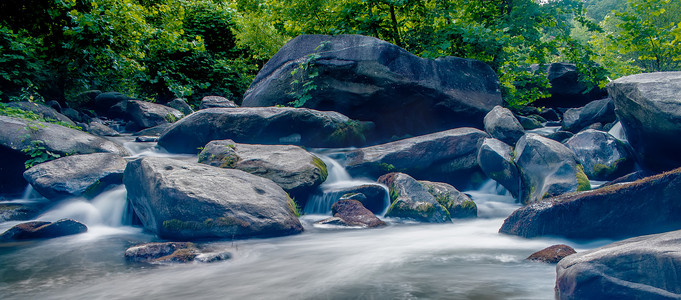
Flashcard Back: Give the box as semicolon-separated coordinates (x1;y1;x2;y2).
0;140;607;299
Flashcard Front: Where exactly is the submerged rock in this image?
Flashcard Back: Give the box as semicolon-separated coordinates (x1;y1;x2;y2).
344;128;487;187
556;230;681;299
418;180;477;219
0;219;87;242
608;72;681;172
378;173;451;223
514;133;588;204
157;107;372;153
23;153;127;201
564;129;633;181
198;140;327;197
527;244;576;264
500;167;681;240
124;157;303;240
242;34;501;139
125;242;201;263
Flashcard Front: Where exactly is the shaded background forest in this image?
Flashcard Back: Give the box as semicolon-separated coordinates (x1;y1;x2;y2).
1;0;679;109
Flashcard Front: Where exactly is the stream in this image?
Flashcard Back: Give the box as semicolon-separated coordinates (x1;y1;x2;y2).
0;138;609;299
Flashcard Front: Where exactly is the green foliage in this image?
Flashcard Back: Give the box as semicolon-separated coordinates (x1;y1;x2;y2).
0;102;81;129
287;41;328;108
21;140;62;169
287;195;301;218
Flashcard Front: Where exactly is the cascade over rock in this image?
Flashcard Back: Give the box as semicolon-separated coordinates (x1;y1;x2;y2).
23;153;127;201
378;172;451;223
500;167;681;239
242;34;502;139
0;116;130;197
608;72;681;172
556;230;681;299
157;107;372;153
124;157;303;240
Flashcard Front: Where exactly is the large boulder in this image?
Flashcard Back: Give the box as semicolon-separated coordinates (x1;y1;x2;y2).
514;133;589;204
167;98;194;115
6;102;77;127
564;129;634;181
556;230;681;299
123;157;303;240
125;100;184;130
378;173;451;223
418;180;477;218
344;128;487;187
157;107;372;153
197;139;327;196
23;153;127;201
561;98;616;133
330;199;386;228
477;138;520;198
499;167;681;239
608;72;681;172
0;116;130;196
0;219;87;242
242;34;502;138
483;106;524;145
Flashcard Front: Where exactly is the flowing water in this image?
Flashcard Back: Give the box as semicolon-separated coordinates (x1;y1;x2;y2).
0;140;607;300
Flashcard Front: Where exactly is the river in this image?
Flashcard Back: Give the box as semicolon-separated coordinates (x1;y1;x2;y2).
0;141;608;299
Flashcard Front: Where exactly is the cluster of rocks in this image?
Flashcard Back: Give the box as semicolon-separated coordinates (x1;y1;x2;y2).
1;34;681;297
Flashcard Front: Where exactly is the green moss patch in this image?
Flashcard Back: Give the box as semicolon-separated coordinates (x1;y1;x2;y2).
576;164;591;191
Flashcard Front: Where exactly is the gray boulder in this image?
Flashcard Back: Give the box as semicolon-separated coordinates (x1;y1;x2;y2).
0;116;129;196
564;129;634;181
197;139;327;196
418;180;477;218
132;123;172;137
125;242;200;263
93;92;128;115
344;128;487;187
329;199;386;228
514;133;589;204
199;96;238;109
499;167;681;239
126;100;184;130
477;138;520;198
124;157;304;240
378;173;451;223
167;98;194;115
157;107;372;153
608;72;681;172
556;230;681;299
87;121;119;137
0;219;87;241
23;153;127;201
6;102;77;127
561;98;616;133
242;34;502;138
483;106;524;145
517;115;543;130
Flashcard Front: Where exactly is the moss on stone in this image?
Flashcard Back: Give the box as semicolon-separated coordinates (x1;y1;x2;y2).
287;195;301;218
162;217;247;232
327;120;367;146
592;158;627;179
379;163;396;173
311;156;328;182
576;164;591;191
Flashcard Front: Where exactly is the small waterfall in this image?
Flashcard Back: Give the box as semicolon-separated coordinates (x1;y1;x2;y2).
304;154;389;215
465;179;518;219
38;186;128;227
608;121;628;142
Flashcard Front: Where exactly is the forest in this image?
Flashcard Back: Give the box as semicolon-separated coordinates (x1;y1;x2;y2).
1;0;680;109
